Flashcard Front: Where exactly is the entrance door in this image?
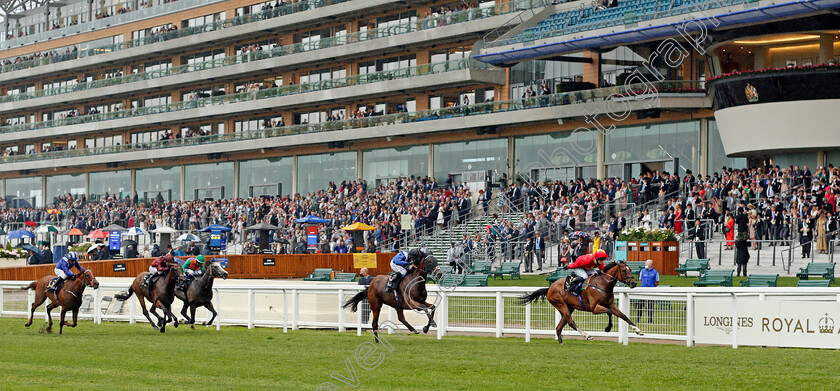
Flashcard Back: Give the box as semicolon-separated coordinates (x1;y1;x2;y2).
249;183;281;197
143;190;172;203
195;186;224;200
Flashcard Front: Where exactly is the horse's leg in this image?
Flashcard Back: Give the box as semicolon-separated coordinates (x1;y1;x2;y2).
555;312;569;345
609;303;644;336
189;305;198;330
167;303;179;328
202;302;218;327
395;308;418;335
138;292;159;331
25;289;48;328
370;299;382;343
44;301;59;333
59;308;68;335
560;305;592;341
71;308;79;327
421;301;437;334
605;313;613;333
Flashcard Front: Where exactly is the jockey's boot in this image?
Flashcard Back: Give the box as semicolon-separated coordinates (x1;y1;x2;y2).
143;275;154;291
46;278;59;293
565;275;583;294
386;274;401;292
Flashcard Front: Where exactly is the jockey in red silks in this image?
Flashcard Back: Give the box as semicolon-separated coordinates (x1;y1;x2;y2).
563;249;608;294
145;254;175;290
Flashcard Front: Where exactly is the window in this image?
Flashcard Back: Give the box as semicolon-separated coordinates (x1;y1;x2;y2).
375;11;417;29
181;49;225;66
430;45;471;63
85;135;123;148
182;12;225;28
6;84;35;96
358;55;416;74
235;117;282;131
299;67;347;84
132;93;171;109
131;129;168;144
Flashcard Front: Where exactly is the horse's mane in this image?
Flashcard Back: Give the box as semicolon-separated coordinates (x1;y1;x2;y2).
602;262;619;273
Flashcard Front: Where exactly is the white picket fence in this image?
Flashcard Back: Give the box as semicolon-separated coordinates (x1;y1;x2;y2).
2;281;839;348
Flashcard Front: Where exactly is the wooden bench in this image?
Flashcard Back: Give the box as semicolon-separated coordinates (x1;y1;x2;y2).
331;272;357;282
489;262;522;280
546;268;572;284
303;268;334;281
676;259;710;277
739;274;778;287
463;274;489;287
694;269;734;287
797;279;831;287
625;261;647;277
471;261;492;274
796;262;835;282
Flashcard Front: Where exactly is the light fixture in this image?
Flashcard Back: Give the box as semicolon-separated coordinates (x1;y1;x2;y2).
386;136;392;142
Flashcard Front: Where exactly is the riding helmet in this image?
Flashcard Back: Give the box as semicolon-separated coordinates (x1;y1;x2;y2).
594;249;608;259
408;248;422;259
196;255;205;263
65;251;78;261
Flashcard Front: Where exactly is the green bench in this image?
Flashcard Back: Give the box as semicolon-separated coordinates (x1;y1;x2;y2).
625;261;647;277
331;272;357;282
463;274;489;287
797;279;831;287
489;262;522;280
694;269;734;287
739;274;779;287
438;265;454;274
471;261;492;274
676;259;711;277
303;268;334;281
546;268;572;284
796;262;835;282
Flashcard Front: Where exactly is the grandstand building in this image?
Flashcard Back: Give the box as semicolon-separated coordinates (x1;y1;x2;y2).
0;0;836;207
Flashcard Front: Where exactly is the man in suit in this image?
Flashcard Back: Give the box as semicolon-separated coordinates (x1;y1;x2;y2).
523;236;534;273
692;220;706;259
358;268;374;323
534;232;546;271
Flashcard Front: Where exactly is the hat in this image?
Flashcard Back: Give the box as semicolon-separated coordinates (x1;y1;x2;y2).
196;255;205;263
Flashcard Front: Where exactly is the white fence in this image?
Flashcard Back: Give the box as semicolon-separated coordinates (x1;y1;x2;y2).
2;281;839;349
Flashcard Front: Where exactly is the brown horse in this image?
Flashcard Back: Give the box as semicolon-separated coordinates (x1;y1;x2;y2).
519;261;643;344
174;261;228;329
344;255;439;342
23;269;99;334
114;260;185;333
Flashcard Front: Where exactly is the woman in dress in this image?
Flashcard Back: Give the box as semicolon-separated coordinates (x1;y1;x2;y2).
674;204;684;235
816;211;828;254
725;213;735;250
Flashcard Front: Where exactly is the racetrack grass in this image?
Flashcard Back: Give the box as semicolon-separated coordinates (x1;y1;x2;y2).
486;274;834;287
1;317;838;390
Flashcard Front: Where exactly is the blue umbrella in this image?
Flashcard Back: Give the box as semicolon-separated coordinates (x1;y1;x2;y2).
295;215;330;224
8;229;36;240
199;224;232;232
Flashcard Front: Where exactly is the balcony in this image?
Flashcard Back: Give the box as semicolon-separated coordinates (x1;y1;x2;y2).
0;81;708;172
708;64;840;156
0;0;530;83
0;58;504;143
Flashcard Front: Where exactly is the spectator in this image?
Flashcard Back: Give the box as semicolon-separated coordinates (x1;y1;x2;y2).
637;259;659;323
40;244;54;264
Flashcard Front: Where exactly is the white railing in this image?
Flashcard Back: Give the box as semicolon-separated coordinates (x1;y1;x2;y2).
2;281;839;348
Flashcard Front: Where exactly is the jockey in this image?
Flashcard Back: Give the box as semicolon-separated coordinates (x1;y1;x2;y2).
387;248;423;292
145;253;175;290
182;255;205;281
563;249;608;294
47;251;83;293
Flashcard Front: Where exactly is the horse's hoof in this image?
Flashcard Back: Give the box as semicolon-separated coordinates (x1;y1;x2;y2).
605;325;612;333
45;327;52;334
173;322;179;328
152;326;159;331
24;322;31;328
160;327;166;334
429;320;437;328
201;322;208;326
190;325;195;330
422;326;430;334
586;335;594;341
411;330;420;335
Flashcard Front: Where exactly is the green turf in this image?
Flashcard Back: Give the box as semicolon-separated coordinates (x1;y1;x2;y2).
1;317;838;390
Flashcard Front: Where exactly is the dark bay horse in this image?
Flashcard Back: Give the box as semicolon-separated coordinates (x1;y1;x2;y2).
520;261;643;344
174;261;228;329
24;269;99;334
344;255;439;342
114;260;185;333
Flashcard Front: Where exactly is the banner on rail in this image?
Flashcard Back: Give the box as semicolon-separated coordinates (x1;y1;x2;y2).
694;298;840;349
353;253;377;269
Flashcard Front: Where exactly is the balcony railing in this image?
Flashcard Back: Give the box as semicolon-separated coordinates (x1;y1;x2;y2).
0;58;488;135
0;0;531;77
0;81;703;165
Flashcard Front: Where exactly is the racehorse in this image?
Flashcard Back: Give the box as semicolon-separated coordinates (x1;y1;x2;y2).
114;259;185;333
23;269;99;334
344;255;439;342
174;261;228;329
519;261;644;344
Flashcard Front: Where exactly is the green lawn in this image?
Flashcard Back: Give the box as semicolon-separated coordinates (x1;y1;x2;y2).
484;274;834;287
0;317;837;390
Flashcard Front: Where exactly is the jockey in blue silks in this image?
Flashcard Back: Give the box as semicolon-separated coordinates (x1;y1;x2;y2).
47;251;84;293
387;248;423;292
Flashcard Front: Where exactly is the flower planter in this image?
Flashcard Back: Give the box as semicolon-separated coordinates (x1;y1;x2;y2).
616;240;679;275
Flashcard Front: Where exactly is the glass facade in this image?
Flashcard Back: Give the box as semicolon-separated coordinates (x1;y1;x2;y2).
5;177;43;208
89;170;131;200
238;158;293;198
707;120;746;172
433;139;507;182
605;121;700;176
185;162;234;200
46;173;86;204
297;152;357;195
136;166;181;202
772;152;818;171
826;150;840;166
514;131;597;182
362;145;428;185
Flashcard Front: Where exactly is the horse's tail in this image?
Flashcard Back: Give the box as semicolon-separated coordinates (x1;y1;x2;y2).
343;288;369;312
518;287;550;305
20;281;36;291
114;286;133;301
